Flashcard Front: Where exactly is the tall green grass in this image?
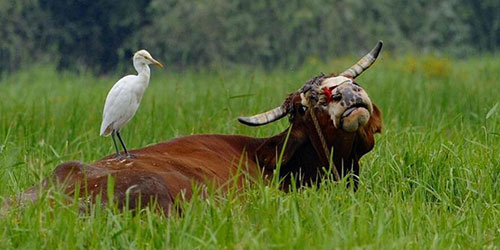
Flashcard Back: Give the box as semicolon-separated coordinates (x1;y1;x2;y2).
0;55;499;249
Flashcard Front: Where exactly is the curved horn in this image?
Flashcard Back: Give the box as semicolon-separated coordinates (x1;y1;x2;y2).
238;106;287;126
340;40;383;79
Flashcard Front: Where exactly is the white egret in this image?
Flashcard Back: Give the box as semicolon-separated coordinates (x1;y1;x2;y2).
100;50;163;158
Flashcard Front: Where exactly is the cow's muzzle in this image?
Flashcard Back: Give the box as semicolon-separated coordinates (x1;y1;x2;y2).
326;82;373;132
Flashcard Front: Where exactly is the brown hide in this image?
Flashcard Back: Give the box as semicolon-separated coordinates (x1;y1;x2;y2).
12;102;381;215
1;42;385;216
44;135;264;214
256;96;383;188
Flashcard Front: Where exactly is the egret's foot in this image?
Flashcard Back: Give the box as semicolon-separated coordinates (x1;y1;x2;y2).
112;154;135;160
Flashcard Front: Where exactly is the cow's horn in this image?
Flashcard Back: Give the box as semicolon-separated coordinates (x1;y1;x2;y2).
238;106;287;126
340;40;383;79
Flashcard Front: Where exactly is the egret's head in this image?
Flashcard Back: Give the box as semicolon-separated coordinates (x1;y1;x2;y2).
134;50;163;67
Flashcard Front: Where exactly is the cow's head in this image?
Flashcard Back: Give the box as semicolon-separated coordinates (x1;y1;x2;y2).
238;41;383;182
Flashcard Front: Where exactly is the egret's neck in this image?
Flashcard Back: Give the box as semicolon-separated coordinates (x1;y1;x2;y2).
133;61;151;83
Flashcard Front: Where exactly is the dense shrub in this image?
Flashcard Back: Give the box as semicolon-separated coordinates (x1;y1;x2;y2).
0;0;499;73
39;0;152;72
0;0;49;72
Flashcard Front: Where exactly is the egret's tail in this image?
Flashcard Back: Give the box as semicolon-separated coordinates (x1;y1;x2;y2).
100;122;112;137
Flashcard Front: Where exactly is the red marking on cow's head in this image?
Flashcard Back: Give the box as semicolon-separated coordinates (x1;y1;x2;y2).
322;87;333;104
239;41;384;188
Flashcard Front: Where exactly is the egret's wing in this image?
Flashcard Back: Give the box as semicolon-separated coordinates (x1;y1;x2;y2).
100;76;137;136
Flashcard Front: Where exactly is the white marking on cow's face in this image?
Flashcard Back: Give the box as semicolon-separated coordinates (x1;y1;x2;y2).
319;76;352;89
315;76;373;132
300;93;309;106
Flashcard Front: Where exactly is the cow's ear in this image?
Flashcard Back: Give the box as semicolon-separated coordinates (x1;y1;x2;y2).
355;104;382;156
256;128;307;169
369;104;382;134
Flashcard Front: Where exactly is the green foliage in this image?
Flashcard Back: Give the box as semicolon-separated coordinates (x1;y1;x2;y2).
39;0;152;72
134;0;340;67
0;56;499;248
0;0;49;72
456;0;500;52
1;0;500;73
134;0;474;67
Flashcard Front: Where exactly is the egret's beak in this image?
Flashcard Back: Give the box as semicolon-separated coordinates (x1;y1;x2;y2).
147;57;164;68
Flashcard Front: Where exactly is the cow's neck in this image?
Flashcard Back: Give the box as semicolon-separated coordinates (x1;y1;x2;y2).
254;127;358;187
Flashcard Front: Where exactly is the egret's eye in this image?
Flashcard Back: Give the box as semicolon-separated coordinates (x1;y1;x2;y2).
298;105;308;115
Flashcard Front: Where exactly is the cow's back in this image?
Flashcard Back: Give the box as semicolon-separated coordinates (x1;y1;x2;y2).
95;134;261;196
68;135;258;205
9;134;263;215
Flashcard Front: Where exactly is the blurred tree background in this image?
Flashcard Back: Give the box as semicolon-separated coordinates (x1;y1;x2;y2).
0;0;499;74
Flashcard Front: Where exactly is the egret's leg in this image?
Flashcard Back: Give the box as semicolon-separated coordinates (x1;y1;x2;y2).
116;131;133;158
111;131;121;157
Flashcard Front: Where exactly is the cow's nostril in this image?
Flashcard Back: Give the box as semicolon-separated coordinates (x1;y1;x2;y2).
332;94;342;102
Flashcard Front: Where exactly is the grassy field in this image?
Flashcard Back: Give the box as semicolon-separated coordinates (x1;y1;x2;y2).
0;55;499;249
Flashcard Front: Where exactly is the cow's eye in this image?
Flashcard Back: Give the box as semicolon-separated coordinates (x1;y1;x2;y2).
299;105;308;115
332;94;342;102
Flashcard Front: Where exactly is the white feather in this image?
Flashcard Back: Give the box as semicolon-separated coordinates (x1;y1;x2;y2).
99;50;162;137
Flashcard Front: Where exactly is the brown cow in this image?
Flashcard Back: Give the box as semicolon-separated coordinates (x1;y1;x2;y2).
5;41;383;215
